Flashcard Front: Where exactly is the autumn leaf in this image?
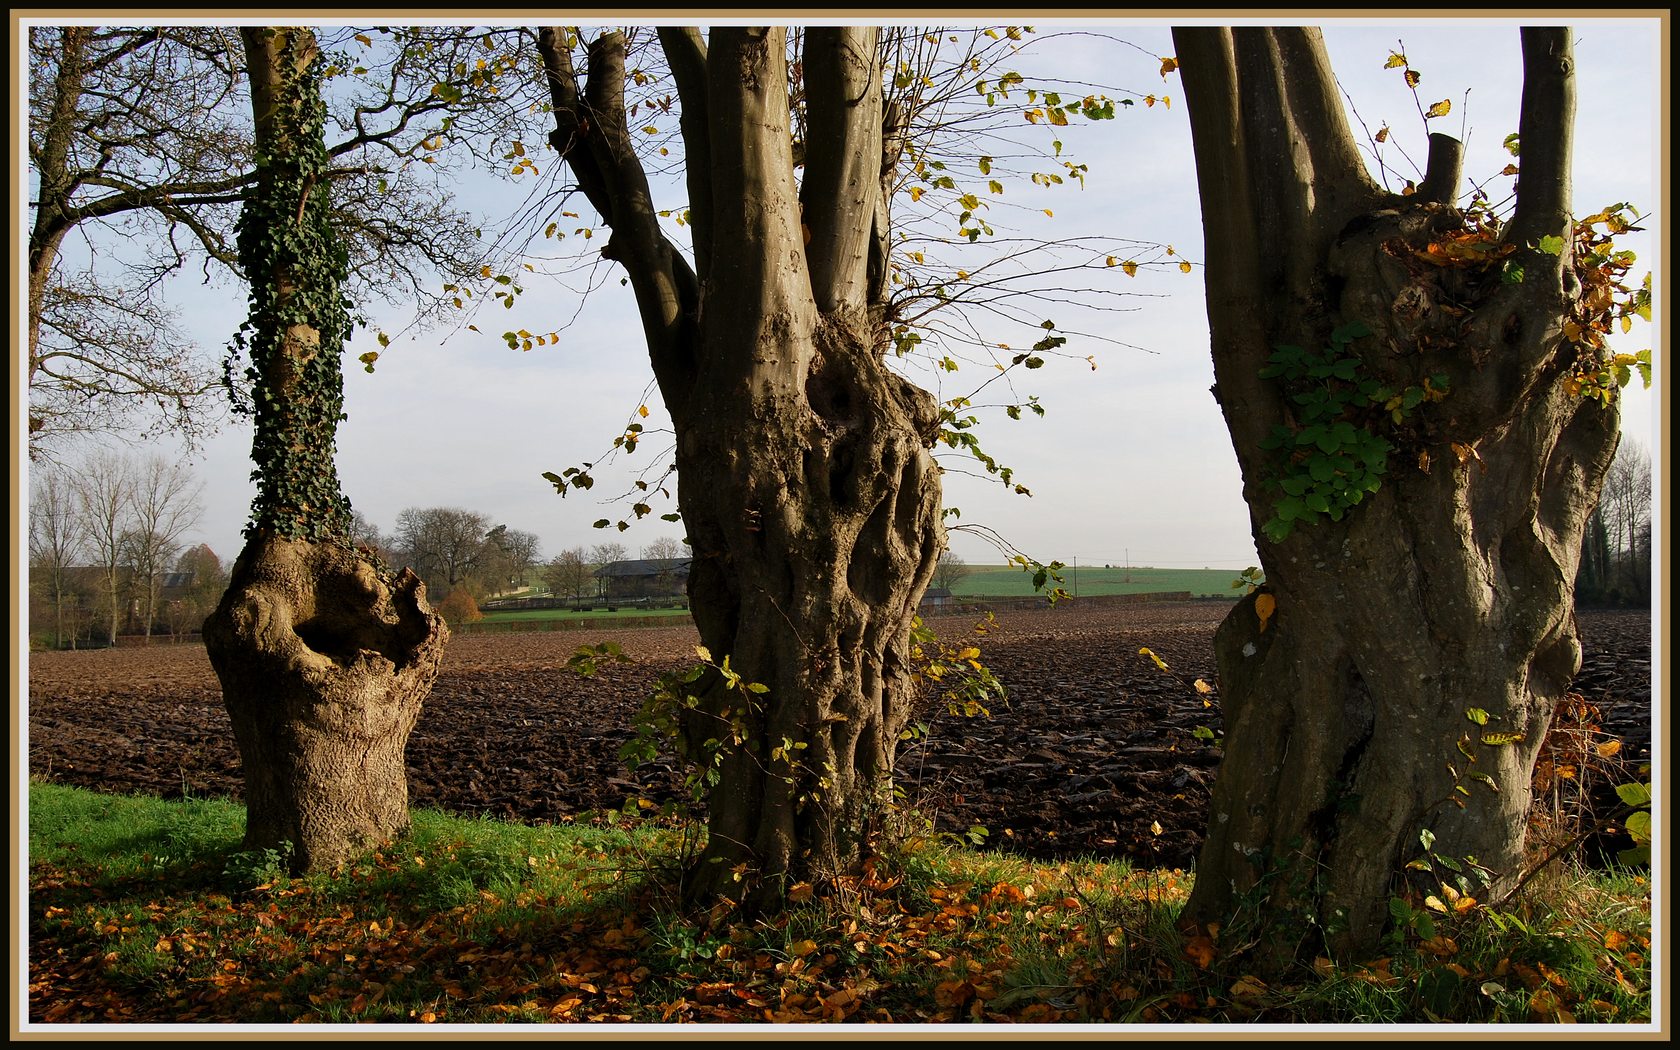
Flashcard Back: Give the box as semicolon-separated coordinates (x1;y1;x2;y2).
1159;56;1178;78
1254;592;1276;633
1385;52;1408;68
1121;260;1138;277
1139;647;1169;672
1425;99;1452;119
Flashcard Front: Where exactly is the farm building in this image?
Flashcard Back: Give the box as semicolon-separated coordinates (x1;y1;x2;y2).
592;558;692;600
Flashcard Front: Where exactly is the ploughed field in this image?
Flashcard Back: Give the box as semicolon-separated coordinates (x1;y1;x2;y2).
26;603;1651;872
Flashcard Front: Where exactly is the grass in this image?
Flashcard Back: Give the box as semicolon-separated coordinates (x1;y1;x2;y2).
478;607;693;624
951;565;1249;599
25;781;1654;1027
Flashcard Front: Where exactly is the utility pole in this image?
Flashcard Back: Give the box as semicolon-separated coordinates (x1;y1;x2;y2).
1073;555;1079;598
1125;548;1131;583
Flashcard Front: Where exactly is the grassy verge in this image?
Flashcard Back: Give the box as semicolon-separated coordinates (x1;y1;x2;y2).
26;782;1652;1026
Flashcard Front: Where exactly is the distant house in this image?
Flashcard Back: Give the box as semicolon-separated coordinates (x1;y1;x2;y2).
592;558;691;600
920;587;956;609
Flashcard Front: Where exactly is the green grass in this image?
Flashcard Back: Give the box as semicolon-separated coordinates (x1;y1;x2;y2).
477;606;692;624
25;781;1653;1026
952;565;1248;599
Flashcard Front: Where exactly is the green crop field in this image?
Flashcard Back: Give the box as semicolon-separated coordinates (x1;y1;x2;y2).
476;606;692;625
950;565;1248;599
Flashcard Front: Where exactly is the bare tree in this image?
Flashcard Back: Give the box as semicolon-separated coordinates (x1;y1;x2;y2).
70;449;134;644
930;551;972;593
121;455;206;636
1599;440;1651;601
392;506;495;595
25;25;548;458
542;548;593;601
28;464;86;648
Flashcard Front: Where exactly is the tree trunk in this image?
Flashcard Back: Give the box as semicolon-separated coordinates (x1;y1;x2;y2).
1173;26;1621;963
541;26;944;909
205;536;445;871
205;26;449;873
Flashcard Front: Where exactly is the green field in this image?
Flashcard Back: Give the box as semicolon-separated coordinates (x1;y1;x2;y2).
477;605;692;624
951;565;1247;599
463;567;1244;631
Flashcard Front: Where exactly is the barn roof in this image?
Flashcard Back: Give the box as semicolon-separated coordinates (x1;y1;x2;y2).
593;558;692;578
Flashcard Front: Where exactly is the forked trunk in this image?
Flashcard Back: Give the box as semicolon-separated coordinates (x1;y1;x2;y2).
1174;27;1621;962
205;535;447;870
540;26;944;908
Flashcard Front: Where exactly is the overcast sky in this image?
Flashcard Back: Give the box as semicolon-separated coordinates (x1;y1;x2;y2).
16;15;1664;575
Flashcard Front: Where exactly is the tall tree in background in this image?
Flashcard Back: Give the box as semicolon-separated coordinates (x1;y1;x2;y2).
28;466;86;649
203;26;447;874
71;449;133;645
1172;26;1633;963
121;455;206;636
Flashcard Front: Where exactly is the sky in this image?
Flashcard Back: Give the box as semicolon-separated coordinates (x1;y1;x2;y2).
14;14;1666;577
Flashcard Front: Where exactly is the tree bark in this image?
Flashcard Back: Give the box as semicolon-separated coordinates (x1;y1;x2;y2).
541;26;944;909
205;26;448;873
206;537;445;870
1174;26;1619;963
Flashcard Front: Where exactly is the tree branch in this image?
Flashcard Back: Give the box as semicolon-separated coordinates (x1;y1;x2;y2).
657;27;712;284
1506;28;1575;260
800;26;881;314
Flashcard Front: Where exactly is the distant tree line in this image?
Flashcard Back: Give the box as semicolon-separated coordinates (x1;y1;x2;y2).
28;450;221;648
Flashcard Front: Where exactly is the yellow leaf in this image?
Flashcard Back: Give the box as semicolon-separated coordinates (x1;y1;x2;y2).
910;186;924;202
638;404;650;418
1385;52;1408;68
1106;256;1117;267
1178;260;1192;273
787;882;815;903
788;939;818;958
1254;592;1276;632
1150;820;1164;836
1193;679;1213;694
1139;647;1169;672
1047;107;1069;126
1121;260;1138;277
1159;56;1178;79
1426;99;1452;119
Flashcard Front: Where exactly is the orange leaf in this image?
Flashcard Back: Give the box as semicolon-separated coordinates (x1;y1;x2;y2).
1254;592;1276;633
1183;934;1216;968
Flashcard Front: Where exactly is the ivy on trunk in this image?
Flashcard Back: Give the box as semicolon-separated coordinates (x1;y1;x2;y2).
204;26;447;874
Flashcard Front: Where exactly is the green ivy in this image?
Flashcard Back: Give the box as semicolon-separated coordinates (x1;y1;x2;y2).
1257;321;1449;542
226;28;354;544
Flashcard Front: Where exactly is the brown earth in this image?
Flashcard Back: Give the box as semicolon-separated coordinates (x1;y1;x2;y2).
24;602;1652;872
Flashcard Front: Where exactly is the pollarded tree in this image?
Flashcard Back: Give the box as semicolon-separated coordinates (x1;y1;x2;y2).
540;26;945;907
536;24;1164;910
203;26;447;874
1171;26;1639;963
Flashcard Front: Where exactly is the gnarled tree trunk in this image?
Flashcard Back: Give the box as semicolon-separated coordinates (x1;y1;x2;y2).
540;26;943;909
206;537;445;871
205;26;447;873
1173;26;1621;962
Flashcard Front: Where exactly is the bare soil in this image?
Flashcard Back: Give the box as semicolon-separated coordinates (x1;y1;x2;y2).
25;602;1651;871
